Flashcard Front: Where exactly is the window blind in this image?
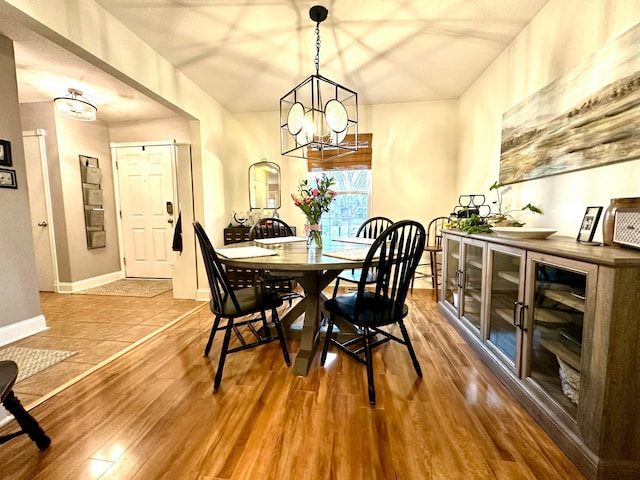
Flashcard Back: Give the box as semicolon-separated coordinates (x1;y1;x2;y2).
307;133;372;171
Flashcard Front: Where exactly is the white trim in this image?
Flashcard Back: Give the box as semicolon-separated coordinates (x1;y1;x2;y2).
57;271;124;293
109;139;176;148
0;314;48;347
196;288;211;302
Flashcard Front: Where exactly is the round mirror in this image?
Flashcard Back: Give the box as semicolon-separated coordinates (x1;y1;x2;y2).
249;160;281;210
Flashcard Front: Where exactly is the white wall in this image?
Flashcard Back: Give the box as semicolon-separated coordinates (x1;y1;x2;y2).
458;0;640;239
230;101;460;234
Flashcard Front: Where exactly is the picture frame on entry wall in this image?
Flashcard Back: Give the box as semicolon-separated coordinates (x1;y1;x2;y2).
0;168;17;189
0;139;12;167
577;206;603;243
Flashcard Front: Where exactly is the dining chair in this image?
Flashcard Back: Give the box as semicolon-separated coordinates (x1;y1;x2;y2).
0;360;51;450
193;222;290;391
321;220;426;405
411;216;449;300
248;218;303;305
332;216;393;297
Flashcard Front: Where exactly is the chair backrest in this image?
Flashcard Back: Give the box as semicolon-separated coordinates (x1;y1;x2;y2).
248;217;294;240
193;221;241;315
427;216;449;248
355;220;426;324
356;216;393;239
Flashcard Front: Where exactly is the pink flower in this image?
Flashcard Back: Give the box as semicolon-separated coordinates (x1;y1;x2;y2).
312;189;320;197
305;197;312;205
329;190;337;197
294;201;301;207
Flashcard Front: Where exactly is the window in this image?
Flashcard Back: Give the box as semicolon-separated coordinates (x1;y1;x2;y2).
307;170;371;238
307;133;373;239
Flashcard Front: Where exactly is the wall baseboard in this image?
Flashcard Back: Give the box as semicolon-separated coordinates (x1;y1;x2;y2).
0;314;48;348
196;288;211;302
57;271;124;293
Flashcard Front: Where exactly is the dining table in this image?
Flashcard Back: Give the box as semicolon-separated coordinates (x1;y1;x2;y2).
215;236;370;376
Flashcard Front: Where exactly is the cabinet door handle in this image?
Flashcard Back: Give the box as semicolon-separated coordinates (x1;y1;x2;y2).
512;301;528;331
512;301;521;327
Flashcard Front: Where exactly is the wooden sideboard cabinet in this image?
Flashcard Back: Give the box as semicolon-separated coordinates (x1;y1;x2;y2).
439;229;640;480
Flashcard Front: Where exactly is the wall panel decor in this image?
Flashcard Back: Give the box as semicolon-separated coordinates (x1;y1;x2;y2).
500;22;640;185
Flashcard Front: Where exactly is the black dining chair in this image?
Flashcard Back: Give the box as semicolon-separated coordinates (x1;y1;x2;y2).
248;218;304;305
411;216;448;299
321;220;426;405
332;216;393;297
0;360;51;450
193;221;290;391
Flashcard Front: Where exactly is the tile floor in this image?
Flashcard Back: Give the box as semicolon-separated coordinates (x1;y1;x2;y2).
4;291;204;407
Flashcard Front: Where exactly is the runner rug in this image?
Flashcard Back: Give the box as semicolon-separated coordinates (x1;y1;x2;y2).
0;346;77;383
75;278;173;297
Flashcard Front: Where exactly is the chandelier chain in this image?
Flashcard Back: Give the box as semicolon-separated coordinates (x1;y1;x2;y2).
314;23;321;75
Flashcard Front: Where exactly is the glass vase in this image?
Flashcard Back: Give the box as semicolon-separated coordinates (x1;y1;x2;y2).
306;223;323;248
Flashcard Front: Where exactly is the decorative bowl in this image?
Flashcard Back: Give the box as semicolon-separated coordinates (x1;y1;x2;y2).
492;227;557;239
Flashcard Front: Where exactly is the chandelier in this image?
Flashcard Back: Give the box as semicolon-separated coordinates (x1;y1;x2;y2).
53;88;97;122
280;5;358;160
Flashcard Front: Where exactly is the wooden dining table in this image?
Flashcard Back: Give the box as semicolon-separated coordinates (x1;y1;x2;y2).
215;237;368;376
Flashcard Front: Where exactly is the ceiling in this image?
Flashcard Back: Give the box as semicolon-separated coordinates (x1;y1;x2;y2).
5;0;549;123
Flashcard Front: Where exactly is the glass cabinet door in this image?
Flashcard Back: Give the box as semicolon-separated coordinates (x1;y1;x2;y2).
486;247;525;369
523;257;595;419
460;241;484;334
443;236;460;310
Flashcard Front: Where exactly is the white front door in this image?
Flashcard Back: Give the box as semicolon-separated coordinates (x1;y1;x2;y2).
115;145;176;278
23;131;57;292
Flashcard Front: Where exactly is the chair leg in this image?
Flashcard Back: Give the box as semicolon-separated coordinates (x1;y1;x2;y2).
332;278;341;298
272;308;291;366
320;314;336;366
214;318;234;391
2;391;51;450
204;315;221;357
398;320;422;377
363;327;376;406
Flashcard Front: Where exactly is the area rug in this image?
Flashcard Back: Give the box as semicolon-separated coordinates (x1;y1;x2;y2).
75;279;173;297
0;346;77;383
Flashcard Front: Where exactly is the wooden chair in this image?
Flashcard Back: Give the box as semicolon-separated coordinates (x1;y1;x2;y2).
411;216;448;300
332;216;393;297
0;360;51;450
193;222;290;391
321;220;426;405
248;218;303;305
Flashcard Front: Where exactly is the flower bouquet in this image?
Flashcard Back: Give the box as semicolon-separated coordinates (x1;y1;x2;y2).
291;174;337;248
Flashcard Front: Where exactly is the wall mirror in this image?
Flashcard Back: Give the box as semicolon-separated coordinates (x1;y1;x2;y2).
249;159;281;210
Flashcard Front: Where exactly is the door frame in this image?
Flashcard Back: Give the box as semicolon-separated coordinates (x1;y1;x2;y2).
110;140;179;277
23;129;60;292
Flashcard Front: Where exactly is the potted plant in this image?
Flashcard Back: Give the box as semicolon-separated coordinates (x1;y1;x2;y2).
487;181;542;227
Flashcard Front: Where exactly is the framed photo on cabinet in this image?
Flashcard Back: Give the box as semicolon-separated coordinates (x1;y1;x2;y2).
577;206;602;243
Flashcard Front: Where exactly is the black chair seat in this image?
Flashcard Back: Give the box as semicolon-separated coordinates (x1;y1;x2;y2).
324;292;409;328
0;360;51;450
215;286;283;317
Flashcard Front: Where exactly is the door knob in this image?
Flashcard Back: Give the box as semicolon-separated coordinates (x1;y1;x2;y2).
168;218;174;225
37;221;48;227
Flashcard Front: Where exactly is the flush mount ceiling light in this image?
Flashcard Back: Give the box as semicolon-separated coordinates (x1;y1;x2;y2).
53;88;97;122
280;5;358;161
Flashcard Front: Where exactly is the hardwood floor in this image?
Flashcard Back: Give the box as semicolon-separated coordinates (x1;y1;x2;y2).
0;289;585;479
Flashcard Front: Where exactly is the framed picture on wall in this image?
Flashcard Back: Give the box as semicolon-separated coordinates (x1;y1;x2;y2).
0;168;17;188
577;206;603;243
0;140;12;167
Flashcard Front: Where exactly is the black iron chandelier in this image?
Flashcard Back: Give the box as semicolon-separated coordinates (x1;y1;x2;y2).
280;5;358;160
